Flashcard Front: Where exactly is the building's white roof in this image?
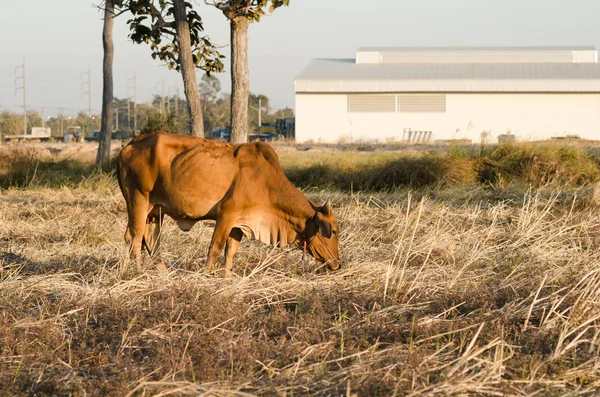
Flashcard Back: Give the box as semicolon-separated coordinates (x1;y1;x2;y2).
295;60;600;93
295;47;600;93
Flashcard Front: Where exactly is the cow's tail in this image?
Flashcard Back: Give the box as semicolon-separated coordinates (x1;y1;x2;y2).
115;156;125;200
115;155;134;245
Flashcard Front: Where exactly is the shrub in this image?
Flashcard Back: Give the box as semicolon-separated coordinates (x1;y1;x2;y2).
477;142;600;187
284;150;478;191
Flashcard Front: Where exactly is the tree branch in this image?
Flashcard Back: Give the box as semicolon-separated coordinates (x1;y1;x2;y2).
94;1;129;19
146;2;168;29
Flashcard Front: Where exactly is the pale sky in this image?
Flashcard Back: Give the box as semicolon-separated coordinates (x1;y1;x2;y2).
1;0;600;118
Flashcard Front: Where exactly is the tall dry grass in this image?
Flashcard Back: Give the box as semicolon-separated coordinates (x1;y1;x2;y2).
2;160;600;395
283;141;600;191
2;140;600;191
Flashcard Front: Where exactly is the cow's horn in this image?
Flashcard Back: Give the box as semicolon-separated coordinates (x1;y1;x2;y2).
322;200;332;215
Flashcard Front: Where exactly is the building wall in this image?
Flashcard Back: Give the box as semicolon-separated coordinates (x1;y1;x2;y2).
295;93;600;143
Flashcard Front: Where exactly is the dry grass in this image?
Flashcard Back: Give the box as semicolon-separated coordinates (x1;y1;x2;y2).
3;141;600;395
3;140;600;192
2;165;600;395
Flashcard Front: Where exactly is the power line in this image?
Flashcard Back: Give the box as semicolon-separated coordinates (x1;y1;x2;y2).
27;77;126;89
28;96;78;104
28;77;80;84
28;87;81;93
2;103;98;113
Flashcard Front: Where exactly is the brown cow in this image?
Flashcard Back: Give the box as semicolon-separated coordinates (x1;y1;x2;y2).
116;132;341;273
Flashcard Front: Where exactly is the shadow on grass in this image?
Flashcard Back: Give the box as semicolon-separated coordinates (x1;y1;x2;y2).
285;152;478;191
2;142;600;191
285;143;600;191
0;249;119;280
0;148;117;189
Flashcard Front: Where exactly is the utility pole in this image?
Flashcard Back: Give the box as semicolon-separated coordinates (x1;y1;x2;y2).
134;73;137;131
88;65;92;127
15;57;26;136
115;107;119;130
166;87;170;114
167;86;177;115
126;78;131;129
59;108;65;136
41;106;44;128
161;77;165;116
81;65;91;136
258;97;261;129
127;73;137;131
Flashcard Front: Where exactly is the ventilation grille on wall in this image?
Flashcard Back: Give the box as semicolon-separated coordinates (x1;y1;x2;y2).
348;94;447;113
398;94;446;113
348;94;396;112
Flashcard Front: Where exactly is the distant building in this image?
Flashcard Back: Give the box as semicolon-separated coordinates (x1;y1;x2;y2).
294;47;600;143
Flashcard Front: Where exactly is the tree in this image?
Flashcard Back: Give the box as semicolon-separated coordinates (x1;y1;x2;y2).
96;0;116;167
113;97;132;130
203;93;230;134
0;111;24;137
26;111;43;129
123;0;224;136
208;0;290;144
199;74;221;104
271;106;294;120
76;111;100;133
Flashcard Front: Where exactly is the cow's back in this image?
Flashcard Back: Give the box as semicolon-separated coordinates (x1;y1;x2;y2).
230;141;296;207
118;132;285;222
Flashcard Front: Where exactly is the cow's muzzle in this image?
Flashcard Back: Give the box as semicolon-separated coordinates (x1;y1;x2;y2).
327;260;342;271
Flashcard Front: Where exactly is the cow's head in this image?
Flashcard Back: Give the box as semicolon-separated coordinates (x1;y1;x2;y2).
303;200;341;271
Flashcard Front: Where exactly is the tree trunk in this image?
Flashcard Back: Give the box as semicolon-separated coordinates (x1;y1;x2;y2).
228;16;249;144
96;0;114;168
173;0;204;137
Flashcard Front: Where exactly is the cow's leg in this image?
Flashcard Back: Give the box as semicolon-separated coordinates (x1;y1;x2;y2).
143;208;164;256
206;217;235;273
127;191;151;271
143;209;167;272
224;228;243;276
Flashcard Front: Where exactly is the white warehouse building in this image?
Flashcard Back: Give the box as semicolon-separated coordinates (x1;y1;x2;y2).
294;47;600;143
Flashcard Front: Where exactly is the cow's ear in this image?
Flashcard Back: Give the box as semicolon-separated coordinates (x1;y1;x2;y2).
317;216;333;238
321;200;332;215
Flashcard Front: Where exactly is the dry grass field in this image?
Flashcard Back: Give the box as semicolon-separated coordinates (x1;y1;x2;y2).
2;141;600;395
